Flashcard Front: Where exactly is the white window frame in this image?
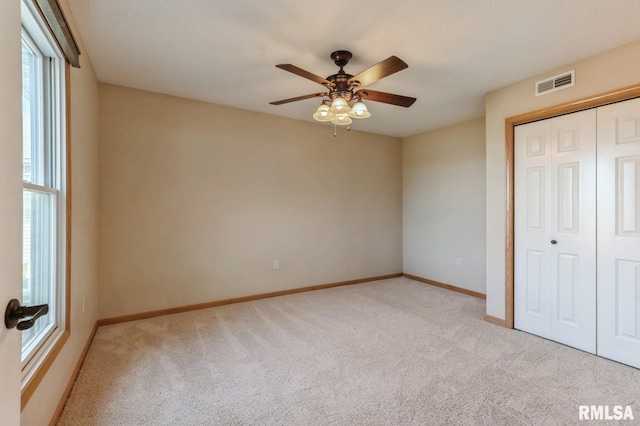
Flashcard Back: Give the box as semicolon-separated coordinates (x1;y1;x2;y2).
20;0;67;388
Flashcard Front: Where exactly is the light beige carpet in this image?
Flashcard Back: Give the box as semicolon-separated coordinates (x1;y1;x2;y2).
58;277;640;425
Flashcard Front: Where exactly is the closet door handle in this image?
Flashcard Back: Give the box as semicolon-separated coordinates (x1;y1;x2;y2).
4;299;49;330
550;240;557;245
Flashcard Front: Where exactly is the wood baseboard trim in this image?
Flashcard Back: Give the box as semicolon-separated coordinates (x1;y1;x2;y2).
49;322;99;426
403;273;486;300
97;273;404;326
484;315;508;327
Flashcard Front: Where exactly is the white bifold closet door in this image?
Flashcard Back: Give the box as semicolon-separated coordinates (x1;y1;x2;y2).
514;109;597;354
597;97;640;369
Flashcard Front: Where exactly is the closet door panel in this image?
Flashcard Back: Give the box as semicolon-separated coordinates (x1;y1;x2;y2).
597;97;640;368
515;110;596;354
549;110;597;353
515;120;553;339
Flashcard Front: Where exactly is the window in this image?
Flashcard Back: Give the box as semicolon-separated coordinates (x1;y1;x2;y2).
21;0;67;386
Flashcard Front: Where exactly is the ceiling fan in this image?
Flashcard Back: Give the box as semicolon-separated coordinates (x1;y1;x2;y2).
270;50;416;132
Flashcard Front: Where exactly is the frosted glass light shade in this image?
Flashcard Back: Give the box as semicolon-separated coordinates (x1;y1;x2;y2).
312;102;334;122
331;113;352;125
348;101;371;119
329;96;351;114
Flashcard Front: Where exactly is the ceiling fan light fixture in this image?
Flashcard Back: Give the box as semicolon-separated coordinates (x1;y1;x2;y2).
271;51;416;136
349;101;371;119
329;96;351;114
312;101;335;122
331;113;352;126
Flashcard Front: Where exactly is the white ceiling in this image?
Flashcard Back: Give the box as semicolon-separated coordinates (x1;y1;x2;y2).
65;0;640;138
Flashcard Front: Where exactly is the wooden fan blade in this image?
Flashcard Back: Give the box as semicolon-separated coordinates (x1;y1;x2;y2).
355;89;416;107
275;64;334;87
270;92;327;105
348;56;408;88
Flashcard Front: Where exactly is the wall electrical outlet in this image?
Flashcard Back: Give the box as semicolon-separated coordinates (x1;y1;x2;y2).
455;258;462;267
273;260;280;270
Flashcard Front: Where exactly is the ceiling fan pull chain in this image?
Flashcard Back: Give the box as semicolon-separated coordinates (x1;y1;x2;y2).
333;123;338;137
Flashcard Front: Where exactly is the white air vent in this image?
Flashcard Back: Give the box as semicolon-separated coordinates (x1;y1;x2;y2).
535;70;575;96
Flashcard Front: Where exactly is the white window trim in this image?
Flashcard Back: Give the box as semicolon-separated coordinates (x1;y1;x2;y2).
20;0;68;389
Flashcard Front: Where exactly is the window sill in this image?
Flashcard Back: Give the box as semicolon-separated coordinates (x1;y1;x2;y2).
21;329;69;410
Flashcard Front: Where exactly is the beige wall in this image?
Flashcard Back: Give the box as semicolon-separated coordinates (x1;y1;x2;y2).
402;117;486;294
98;84;403;319
21;0;100;425
485;39;640;320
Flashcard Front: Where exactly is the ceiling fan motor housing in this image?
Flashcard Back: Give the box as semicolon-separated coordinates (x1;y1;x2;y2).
327;77;354;102
326;51;357;100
